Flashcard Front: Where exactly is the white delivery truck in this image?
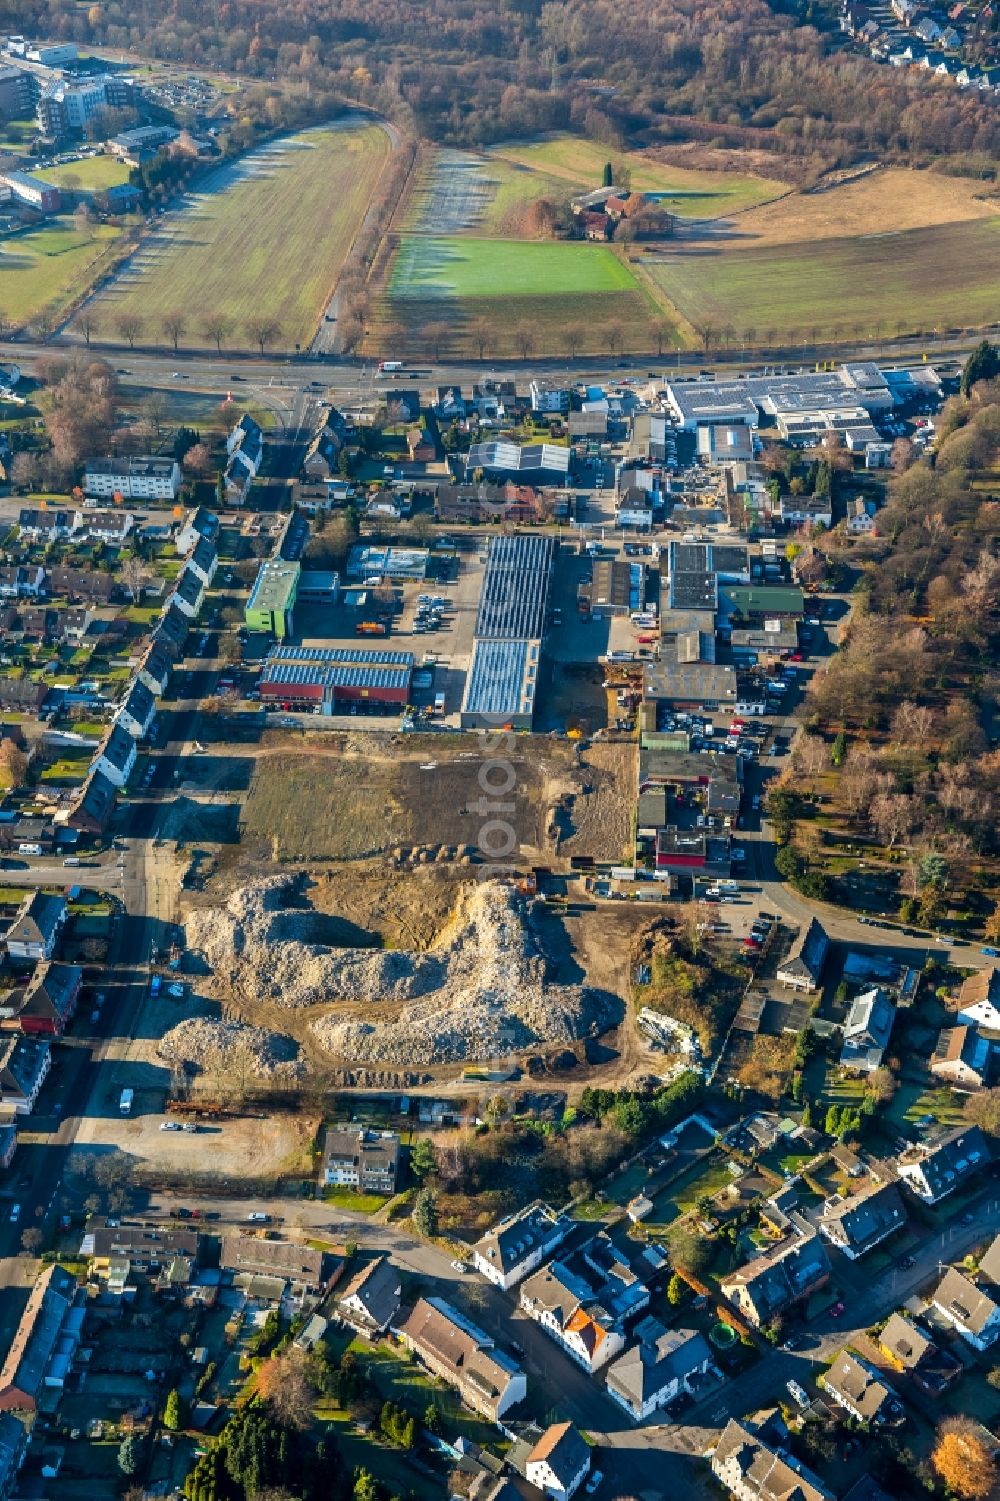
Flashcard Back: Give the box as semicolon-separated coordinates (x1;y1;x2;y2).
119;1088;134;1116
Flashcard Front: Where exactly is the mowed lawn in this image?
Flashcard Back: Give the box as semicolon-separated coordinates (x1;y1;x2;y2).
0;219;124;327
35;157;129;193
489;133;788;218
649;217;1000;340
87;123;390;350
390;235;638;298
381;233;675;355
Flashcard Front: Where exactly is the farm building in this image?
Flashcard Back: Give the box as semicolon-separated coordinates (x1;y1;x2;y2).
245;561;300;638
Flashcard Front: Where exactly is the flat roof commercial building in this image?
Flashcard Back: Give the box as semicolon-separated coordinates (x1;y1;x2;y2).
461;638;541;730
664;363;893;431
245;560;300;638
259;645;414;712
0;170;60;213
475;534;555;641
462;441;571;486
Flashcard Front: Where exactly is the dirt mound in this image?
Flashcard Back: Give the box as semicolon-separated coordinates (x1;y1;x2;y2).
157;1017;303;1079
185;877;614;1065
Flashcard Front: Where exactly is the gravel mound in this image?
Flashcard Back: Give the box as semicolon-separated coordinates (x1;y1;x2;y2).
186;877;613;1065
157;1017;303;1079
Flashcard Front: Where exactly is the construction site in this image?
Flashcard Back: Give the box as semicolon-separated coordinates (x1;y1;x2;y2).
183;876;622;1071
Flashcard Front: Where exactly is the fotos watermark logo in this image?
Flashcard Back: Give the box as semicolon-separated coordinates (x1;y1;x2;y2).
474;725;520;880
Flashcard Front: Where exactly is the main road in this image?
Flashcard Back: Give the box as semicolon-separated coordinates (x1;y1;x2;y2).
0;331;971;416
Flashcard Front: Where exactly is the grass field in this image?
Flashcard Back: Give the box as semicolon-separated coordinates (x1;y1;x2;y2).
648;217;1000;340
729;166;999;246
488;133;788;218
380;233;680;355
390;235;638;298
35;157;130;193
86;122;390;351
480;158;582;233
0;219;124;328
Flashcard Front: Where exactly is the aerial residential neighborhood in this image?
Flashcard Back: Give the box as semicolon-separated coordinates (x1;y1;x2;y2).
0;5;998;1499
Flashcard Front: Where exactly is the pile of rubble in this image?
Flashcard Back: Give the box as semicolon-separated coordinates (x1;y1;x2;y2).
186;877;614;1065
157;1018;303;1079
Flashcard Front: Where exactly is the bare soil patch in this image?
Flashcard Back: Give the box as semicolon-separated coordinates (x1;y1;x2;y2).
239;732;634;868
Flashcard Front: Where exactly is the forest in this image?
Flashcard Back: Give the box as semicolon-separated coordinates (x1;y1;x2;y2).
6;0;1000;173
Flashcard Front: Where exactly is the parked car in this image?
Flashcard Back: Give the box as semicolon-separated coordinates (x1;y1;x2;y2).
787;1380;811;1410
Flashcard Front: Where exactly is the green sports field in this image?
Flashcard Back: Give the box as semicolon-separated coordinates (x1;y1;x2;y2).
390;235;639;298
35;157;130;193
648;218;1000;341
377;233;682;357
86;122;390;351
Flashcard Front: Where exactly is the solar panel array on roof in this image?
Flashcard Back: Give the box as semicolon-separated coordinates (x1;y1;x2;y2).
261;662;411;691
463;638;539;719
475;533;555;640
265;645;413;668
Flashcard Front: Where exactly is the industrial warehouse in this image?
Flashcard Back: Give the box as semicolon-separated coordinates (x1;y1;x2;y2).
460;534;555;730
259;645;414;713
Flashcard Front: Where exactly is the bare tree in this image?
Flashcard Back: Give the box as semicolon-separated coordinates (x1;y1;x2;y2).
246;318;279;355
201;313;232;355
115;312;143;349
420;320;451;360
470;318;491;360
161;313;186;352
791;734;828;777
139;392;167;442
78;310;100;348
255;1348;316;1431
607;320;625;357
0;739;28;790
564;323;586;358
338;317;364;354
182;442;212;477
652;321;671;357
121;555;150;604
514;323;534;360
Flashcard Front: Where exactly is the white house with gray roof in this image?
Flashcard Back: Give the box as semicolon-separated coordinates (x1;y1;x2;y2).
932;1266;1000;1351
472;1202;571;1292
605;1318;713;1421
895;1125;988;1204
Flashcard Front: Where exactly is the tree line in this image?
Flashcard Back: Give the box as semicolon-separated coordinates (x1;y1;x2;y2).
6;0;1000;174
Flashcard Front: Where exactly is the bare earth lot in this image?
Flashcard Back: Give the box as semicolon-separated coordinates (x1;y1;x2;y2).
239;733;634;865
72;1109;317;1181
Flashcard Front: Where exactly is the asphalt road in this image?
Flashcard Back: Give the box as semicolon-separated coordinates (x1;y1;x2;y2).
0;334;975;415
